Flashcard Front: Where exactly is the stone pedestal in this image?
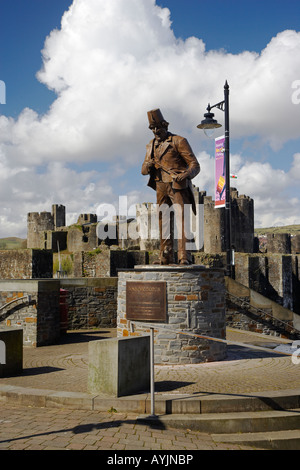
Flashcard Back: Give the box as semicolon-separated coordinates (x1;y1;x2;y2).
117;265;227;364
88;336;150;397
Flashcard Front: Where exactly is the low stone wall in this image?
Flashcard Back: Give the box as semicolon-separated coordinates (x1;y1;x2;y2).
117;265;227;364
60;278;118;329
0;278;118;345
0;280;60;346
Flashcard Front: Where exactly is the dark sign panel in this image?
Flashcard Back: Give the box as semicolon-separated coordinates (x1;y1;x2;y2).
126;281;167;322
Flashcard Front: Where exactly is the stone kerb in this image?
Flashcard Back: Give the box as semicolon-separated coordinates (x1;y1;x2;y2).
117;265;227;364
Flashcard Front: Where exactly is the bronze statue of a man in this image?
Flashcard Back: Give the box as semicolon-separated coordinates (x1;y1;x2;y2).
142;109;200;265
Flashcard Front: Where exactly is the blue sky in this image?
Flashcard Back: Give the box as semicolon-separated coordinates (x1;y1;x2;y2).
2;0;300;116
0;0;73;117
161;0;300;51
0;0;300;237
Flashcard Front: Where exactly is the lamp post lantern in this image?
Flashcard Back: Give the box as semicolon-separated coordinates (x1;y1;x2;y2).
197;80;232;277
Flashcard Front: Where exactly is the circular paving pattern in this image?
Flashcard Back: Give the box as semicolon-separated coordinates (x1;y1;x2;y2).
1;328;300;396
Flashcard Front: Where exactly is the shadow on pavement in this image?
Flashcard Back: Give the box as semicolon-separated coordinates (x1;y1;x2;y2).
58;329;116;345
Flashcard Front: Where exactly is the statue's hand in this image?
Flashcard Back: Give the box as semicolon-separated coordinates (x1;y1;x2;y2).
174;171;189;182
146;161;154;171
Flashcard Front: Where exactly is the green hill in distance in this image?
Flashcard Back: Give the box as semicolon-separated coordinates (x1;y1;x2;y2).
0;237;27;250
254;224;300;236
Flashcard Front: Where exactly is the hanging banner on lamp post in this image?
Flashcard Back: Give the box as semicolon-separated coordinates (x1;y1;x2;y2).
215;135;226;208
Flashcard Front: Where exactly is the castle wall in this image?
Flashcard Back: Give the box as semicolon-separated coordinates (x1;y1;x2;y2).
257;233;300;255
267;233;291;254
292;234;300;254
0;250;53;279
23;201;299;327
82;248;128;277
27;205;100;253
77;214;97;225
73;249;149;278
233;253;294;312
1;252;297;339
56;249;300;318
292;255;300;316
44;231;67;252
225;277;295;338
67;224;100;252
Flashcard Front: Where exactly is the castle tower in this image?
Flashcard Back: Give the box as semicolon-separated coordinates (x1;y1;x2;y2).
52;204;66;229
230;189;254;253
27;212;54;248
203;196;226;253
203;188;254;254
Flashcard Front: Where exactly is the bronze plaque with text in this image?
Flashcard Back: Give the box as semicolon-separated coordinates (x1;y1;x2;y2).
126;281;167;322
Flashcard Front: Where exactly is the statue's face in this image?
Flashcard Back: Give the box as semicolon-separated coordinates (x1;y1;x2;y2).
150;123;168;142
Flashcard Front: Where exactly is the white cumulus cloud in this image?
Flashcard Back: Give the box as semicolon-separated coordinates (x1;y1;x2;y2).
0;0;300;237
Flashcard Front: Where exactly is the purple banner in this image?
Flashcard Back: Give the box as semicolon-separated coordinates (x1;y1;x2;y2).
215;135;226;208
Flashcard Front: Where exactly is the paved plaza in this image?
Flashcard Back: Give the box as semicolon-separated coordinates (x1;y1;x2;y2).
0;328;299;451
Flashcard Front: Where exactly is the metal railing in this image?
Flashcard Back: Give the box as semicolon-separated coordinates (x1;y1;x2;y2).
227;291;300;338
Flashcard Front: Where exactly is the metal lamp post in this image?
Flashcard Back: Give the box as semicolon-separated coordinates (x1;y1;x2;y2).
197;80;232;277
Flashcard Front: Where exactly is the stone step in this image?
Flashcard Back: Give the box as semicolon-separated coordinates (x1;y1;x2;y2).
137;408;300;434
212;429;300;450
1;384;300;416
165;391;300;415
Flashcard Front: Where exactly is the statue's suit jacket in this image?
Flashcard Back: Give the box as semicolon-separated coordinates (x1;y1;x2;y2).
141;133;200;213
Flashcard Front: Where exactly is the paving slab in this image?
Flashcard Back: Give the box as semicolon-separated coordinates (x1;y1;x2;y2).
0;327;299;410
1;328;299;451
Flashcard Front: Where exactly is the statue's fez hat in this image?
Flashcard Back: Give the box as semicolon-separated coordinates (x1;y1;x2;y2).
147;109;169;128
